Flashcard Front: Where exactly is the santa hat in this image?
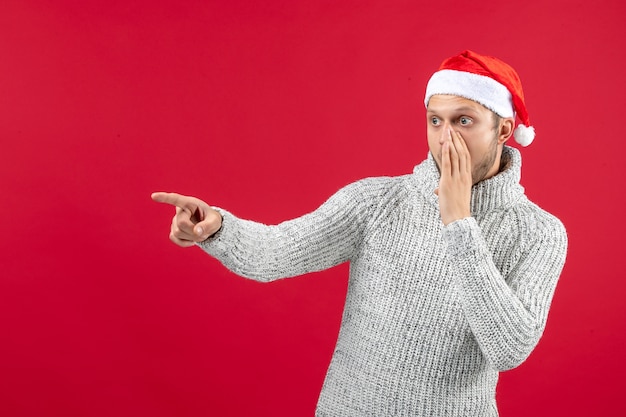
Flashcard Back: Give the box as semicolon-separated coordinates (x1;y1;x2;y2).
424;50;535;147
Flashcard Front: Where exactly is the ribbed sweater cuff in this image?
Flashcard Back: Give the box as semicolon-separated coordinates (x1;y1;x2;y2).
196;207;233;259
442;217;488;258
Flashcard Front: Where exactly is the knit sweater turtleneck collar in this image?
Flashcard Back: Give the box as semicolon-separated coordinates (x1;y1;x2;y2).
412;146;526;216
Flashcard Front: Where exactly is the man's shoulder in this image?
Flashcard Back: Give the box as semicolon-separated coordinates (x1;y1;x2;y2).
323;174;414;218
351;173;411;187
340;173;413;201
505;198;567;241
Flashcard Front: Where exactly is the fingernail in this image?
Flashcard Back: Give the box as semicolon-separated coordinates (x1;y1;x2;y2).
195;226;203;235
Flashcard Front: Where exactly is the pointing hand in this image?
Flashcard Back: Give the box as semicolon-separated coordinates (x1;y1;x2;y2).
151;192;222;247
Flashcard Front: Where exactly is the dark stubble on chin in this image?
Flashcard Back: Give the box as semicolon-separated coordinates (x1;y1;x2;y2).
471;132;499;185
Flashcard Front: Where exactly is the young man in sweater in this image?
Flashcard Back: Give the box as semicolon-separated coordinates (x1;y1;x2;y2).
152;50;568;416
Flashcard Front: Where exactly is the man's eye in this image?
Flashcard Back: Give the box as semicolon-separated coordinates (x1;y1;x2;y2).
459;117;472;125
431;117;440;126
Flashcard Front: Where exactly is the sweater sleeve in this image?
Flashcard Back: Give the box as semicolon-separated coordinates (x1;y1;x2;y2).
196;179;379;282
442;215;568;371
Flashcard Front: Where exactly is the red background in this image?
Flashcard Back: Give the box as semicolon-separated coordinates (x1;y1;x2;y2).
1;1;625;416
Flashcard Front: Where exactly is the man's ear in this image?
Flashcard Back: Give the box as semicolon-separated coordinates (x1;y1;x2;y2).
498;118;515;144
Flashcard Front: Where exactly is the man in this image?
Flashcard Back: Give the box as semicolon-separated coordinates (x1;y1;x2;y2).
152;50;567;416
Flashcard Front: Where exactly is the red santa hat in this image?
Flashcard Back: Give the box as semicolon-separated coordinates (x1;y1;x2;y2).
424;50;535;147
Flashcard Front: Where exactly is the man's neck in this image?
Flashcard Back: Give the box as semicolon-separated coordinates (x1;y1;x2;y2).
498;148;512;173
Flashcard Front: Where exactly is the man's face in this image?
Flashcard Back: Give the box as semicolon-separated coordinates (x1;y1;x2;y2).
426;94;506;185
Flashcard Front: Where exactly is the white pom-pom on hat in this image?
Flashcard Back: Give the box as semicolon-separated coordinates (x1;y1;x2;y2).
425;50;536;146
513;124;535;147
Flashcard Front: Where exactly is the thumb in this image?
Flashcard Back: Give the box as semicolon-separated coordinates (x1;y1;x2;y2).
194;223;205;236
192;212;222;240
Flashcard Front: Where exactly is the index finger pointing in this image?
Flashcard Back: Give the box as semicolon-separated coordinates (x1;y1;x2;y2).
151;192;190;208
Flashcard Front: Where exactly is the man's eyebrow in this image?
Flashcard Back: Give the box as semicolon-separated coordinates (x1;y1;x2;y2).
426;106;480;114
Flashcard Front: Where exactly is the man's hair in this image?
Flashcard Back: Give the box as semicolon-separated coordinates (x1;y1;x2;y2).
492;112;502;133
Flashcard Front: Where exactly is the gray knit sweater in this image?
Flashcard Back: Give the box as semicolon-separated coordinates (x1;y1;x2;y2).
198;146;567;416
